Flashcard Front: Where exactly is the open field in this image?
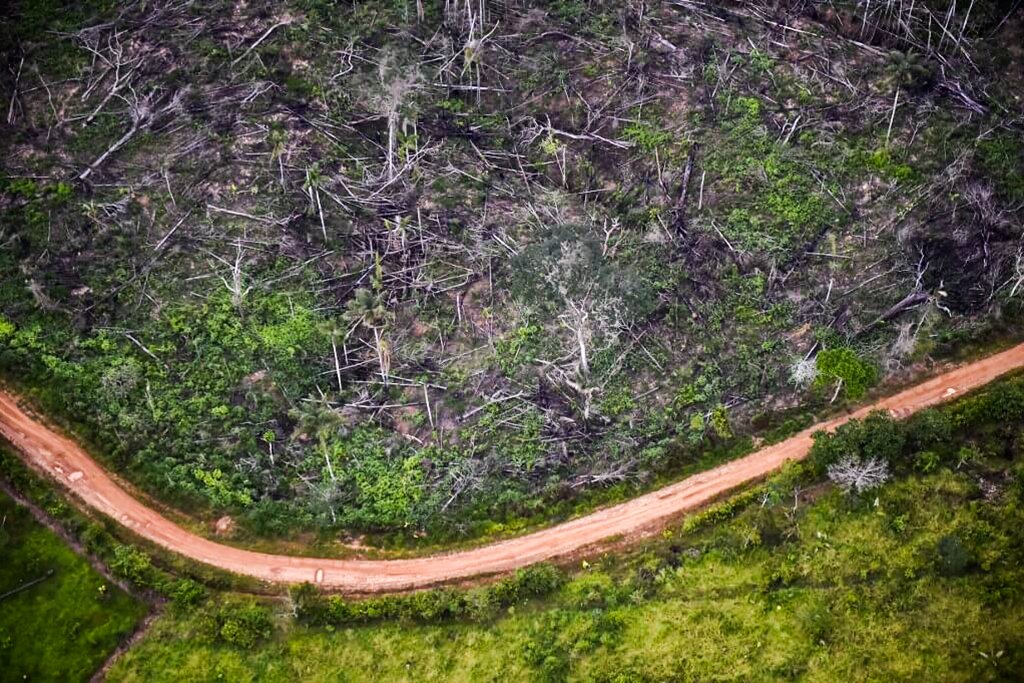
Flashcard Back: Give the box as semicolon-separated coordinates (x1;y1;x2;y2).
0;490;148;682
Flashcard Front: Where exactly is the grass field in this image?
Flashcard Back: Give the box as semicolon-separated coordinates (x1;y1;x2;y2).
105;466;1024;682
0;491;148;682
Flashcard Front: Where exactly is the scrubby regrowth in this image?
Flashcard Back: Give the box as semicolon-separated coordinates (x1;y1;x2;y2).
1;0;1023;543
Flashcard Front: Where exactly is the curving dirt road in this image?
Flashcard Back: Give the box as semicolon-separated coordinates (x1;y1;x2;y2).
3;343;1024;592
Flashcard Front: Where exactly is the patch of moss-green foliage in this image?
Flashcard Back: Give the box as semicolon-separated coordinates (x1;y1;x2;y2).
814;347;878;400
699;266;793;397
0;1;114;83
495;324;543;376
342;426;425;528
622;119;674;154
859;146;918;183
705;95;843;256
977;131;1024;204
0;491;147;682
0;178;76;241
0;314;14;341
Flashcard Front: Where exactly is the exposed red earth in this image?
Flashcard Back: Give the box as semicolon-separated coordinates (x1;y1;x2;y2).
3;343;1024;592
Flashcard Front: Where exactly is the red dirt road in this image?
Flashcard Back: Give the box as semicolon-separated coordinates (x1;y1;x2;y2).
3;343;1024;592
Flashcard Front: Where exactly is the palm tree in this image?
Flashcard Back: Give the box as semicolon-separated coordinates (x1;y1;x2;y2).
343;287;392;383
319;318;349;392
303;163;327;240
289;395;344;483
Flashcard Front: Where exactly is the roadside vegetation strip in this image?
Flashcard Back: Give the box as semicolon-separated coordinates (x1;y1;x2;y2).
2;342;1024;592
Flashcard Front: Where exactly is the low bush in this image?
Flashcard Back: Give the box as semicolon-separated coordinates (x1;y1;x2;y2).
201;601;274;649
292;563;565;626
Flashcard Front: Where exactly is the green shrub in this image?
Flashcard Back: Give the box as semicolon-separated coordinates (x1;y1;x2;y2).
936;535;973;577
814;348;877;400
211;602;273;648
948;376;1024;429
682;487;763;533
110;545;154;586
710;404;732;439
622;121;672;153
495;324;542;376
292;563;566;627
915;450;941;473
906;409;953;452
809;411;904;475
977;132;1024;203
0;314;14;341
168;578;206;610
80;522;111;554
565;571;617;609
514;563;566;597
523;608;626;682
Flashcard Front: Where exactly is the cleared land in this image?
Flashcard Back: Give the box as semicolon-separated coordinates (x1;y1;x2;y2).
3;0;1022;544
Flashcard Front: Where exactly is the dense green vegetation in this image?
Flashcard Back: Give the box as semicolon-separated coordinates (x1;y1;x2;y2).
0;490;147;682
2;0;1023;545
104;373;1024;682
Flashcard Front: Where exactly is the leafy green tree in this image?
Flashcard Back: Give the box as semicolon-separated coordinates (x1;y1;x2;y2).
809;411;905;475
906;408;953;452
814;347;877;400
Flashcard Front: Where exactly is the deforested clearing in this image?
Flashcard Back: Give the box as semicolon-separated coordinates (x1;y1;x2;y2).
2;0;1024;680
